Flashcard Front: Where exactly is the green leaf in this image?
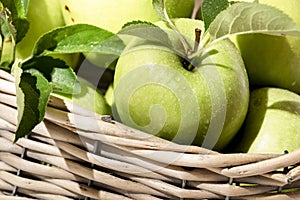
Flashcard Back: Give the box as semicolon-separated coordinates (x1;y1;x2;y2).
152;0;195;55
1;0;29;43
208;2;300;42
13;60;52;141
22;0;30;14
0;6;17;40
152;0;166;21
22;56;79;94
152;0;176;29
202;0;229;31
119;20;173;48
33;24;125;56
229;0;257;3
122;20;156;29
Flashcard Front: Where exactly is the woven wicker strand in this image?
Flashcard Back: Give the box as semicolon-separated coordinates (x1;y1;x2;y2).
0;69;300;199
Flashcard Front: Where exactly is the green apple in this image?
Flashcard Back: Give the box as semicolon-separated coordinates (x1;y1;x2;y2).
60;0;195;33
234;87;300;154
105;83;114;107
51;77;111;115
16;0;79;68
234;0;300;93
164;0;196;19
113;18;249;150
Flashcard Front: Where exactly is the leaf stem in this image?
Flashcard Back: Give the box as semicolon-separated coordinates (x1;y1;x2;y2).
162;1;192;55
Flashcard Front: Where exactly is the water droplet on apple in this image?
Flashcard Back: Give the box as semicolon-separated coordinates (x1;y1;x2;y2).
175;76;181;82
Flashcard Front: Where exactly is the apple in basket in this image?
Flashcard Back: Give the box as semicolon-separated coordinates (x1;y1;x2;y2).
15;0;79;68
234;87;300;154
59;0;196;68
50;77;112;116
105;84;114;108
112;18;249;151
234;0;300;93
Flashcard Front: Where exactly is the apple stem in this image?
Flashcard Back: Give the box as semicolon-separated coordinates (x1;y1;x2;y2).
182;28;202;71
193;28;201;52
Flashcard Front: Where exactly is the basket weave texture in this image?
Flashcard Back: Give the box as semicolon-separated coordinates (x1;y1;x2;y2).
0;69;300;200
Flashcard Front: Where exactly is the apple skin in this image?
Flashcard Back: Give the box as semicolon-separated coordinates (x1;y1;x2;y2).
234;0;300;93
16;0;79;68
234;87;300;154
60;0;159;34
60;0;195;34
105;83;114;107
51;77;111;115
113;18;249;150
164;0;196;20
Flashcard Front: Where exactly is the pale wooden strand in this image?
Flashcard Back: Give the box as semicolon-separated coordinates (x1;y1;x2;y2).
207;167;292;189
0;181;77;199
24;194;73;200
54;140;172;181
0;130;77;160
287;166;300;183
0;119;15;133
0;196;35;200
222;149;300;178
1;153;133;199
0;70;15;82
128;150;279;168
26;151;167;197
0;103;17;126
0;93;16;108
0;79;16;96
189;182;276;197
36;176;132;200
125;193;163;200
0;153;84;182
0;161;16;172
14;188;74;200
132;177;223;199
34;120;84;146
0;136;23;155
0;171;77;197
235;191;300;200
236;173;287;187
86;177;168;200
0;178;13;191
95;143;227;182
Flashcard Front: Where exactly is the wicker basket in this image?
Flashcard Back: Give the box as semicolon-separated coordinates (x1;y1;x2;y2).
0;69;300;200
